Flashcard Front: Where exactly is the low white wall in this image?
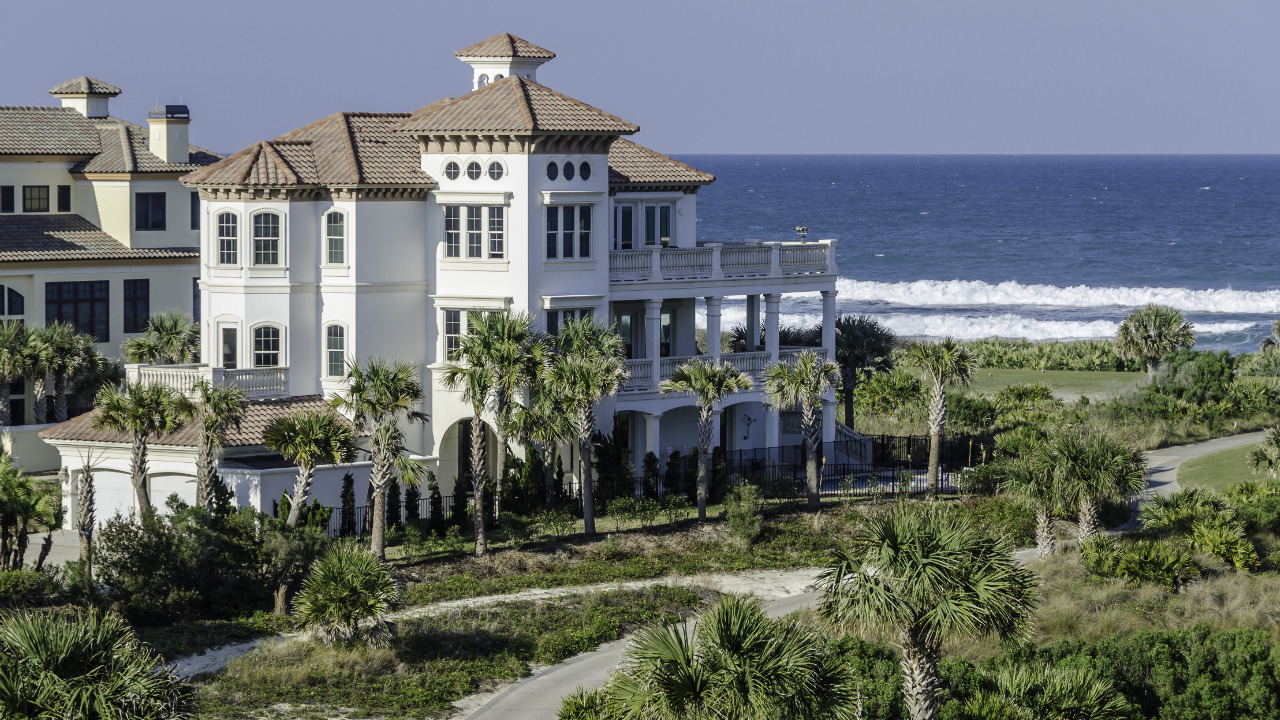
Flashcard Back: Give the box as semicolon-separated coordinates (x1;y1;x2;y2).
3;423;63;474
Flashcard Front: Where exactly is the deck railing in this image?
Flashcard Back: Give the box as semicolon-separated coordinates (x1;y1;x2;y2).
128;363;289;400
609;239;836;283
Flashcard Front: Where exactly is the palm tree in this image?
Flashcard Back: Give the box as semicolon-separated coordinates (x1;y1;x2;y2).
547;317;629;537
122;311;199;365
510;375;576;504
0;320;25;426
91;382;189;514
1052;433;1146;542
330;358;425;560
440;310;546;524
23;326;54;424
48;325;105;423
660;359;753;521
603;594;860;720
1001;456;1063;558
186;380;247;512
0;609;196;719
0;455;59;571
1259;319;1280;353
961;664;1129;720
1113;303;1196;375
293;542;400;647
265;410;357;527
904;338;976;500
817;504;1037;720
825;314;896;428
1249;427;1280;479
75;454;97;579
765;350;840;512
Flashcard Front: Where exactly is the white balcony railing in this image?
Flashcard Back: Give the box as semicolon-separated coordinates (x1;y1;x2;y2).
724;351;771;378
129;363;289;400
619;348;823;396
609;239;836;284
623;359;651;392
779;347;828;364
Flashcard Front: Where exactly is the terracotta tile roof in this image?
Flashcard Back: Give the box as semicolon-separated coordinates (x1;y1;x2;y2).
40;394;348;448
48;76;122;96
455;33;555;59
183;113;433;188
73;118;221;173
0;215;199;263
396;76;637;135
608;138;714;188
0;106;101;155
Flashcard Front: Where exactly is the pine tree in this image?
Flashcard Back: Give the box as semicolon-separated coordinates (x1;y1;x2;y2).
405;483;421;524
339;472;356;536
450;478;469;530
386;478;402;530
428;471;445;537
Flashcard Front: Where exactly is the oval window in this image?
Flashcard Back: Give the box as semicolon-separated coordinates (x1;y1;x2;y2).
466;161;482;180
579;162;591;181
488;162;504;180
563;161;575;181
444;161;460;180
546;161;558;181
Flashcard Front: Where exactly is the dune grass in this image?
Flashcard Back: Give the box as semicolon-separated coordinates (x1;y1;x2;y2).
912;367;1145;400
1178;445;1259;493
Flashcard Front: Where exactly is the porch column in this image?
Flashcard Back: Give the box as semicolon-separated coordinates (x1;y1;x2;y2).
821;289;836;361
705;296;722;363
644;299;662;390
644;412;663;468
823;398;837;442
764;293;781;361
745;295;760;350
764;402;780;449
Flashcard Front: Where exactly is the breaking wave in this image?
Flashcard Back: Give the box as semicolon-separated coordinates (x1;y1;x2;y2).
835;278;1280;314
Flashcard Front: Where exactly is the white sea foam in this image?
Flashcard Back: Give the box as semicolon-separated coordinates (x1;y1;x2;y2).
835;278;1280;314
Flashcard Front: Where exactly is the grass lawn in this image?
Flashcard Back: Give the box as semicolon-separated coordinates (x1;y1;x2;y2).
1178;444;1258;493
922;367;1146;399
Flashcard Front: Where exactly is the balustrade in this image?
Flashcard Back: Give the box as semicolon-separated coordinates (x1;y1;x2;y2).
608;240;834;284
127;363;289;400
623;359;651;391
724;351;771;377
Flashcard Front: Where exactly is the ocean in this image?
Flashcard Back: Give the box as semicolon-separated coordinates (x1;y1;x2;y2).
676;155;1280;354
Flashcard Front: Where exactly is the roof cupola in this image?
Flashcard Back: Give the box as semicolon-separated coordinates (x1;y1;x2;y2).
147;104;190;164
455;33;555;91
48;76;121;118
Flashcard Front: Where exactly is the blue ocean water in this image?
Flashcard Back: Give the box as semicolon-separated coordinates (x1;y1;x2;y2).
677;155;1280;354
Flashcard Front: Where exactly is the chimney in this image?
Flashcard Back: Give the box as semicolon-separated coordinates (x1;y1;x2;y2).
48;76;121;118
147;105;190;164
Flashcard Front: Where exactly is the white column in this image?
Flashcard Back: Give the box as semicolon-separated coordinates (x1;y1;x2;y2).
764;403;780;450
644;299;662;389
705;296;722;362
764;293;781;361
644;412;663;466
745;295;760;350
821;289;836;361
822;398;837;443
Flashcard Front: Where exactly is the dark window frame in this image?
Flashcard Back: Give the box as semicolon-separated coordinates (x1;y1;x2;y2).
135;192;166;230
123;279;150;333
56;185;71;213
190;191;200;230
45;281;109;342
0;186;13;214
23;186;49;213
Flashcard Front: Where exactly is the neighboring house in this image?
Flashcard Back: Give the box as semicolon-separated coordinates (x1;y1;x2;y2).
44;36;840;525
0;76;219;435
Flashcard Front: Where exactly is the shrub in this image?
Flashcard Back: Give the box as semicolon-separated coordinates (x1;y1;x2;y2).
557;687;613;720
993;425;1047;457
633;498;661;528
1115;540;1200;591
853;367;925;416
0;608;196;718
1190;518;1259;571
0;569;52;608
1080;535;1121;577
605;497;637;533
293;542;400;647
661;494;691;525
338;472;356;537
405;484;421;524
725;484;764;545
498;513;535;549
536;508;577;538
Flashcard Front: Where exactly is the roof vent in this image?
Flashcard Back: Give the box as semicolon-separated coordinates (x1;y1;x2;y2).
149;105;190;119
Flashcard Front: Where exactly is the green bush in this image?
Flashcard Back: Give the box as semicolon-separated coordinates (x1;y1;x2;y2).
293;541;399;647
1080;535;1121;577
724;484;764;544
1115;540;1200;591
0;569;52;608
605;497;637;533
949;338;1142;372
498;513;536;548
956;497;1035;546
557;687;613;720
1151;349;1236;405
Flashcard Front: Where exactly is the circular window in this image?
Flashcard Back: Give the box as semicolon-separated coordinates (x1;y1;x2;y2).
546;161;558;181
444;161;460;180
563;161;575;181
466;161;482;180
488;162;504;180
579;161;591;181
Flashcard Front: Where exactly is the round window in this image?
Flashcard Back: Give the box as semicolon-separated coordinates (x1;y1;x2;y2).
563;161;575;181
546;161;559;181
488;161;504;180
466;161;482;180
579;161;591;181
444;161;460;180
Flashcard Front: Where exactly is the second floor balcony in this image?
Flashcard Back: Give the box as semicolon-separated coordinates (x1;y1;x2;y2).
125;363;289;401
621;347;829;395
608;239;837;288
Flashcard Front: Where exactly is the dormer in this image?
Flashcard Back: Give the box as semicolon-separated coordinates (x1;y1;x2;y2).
455;33;556;90
48;76;121;118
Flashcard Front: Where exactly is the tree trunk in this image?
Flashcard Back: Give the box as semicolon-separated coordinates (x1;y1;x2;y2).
32;374;47;425
580;412;596;536
1036;508;1055;558
13;529;28;571
54;373;69;423
900;639;941;720
697;408;713;521
34;534;52;572
196;434;217;511
543;443;555;504
0;525;10;571
842;371;856;432
369;480;388;560
273;583;290;616
0;381;10;426
285;463;315;527
494;423;507;521
803;400;822;511
362;481;375;536
130;432;151;514
926;386;946;500
471;413;488;556
79;534;92;579
1077;496;1099;543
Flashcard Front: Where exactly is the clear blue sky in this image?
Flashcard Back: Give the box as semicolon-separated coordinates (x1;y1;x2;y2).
7;0;1280;155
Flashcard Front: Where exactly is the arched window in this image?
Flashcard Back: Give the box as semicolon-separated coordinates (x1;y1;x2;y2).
579;162;591;181
494;74;504;81
217;212;238;265
466;161;482;180
253;325;282;367
252;212;281;265
325;211;345;265
444;161;460;180
478;74;489;87
546;161;558;181
325;325;345;377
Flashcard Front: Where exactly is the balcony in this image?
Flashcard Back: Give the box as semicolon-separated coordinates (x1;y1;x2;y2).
609;240;836;285
125;363;289;401
618;347;827;395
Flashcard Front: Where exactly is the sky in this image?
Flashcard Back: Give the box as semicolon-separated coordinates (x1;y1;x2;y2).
5;0;1280;155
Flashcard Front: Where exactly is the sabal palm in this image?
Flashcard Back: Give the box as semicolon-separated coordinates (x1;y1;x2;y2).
660;359;753;521
293;542;399;647
510;375;576;503
0;321;26;425
1249;427;1280;479
765;350;839;512
23;326;54;424
817;504;1036;720
0;609;195;719
547;317;628;536
184;380;246;512
91;382;189;514
1113;303;1196;375
1049;433;1146;542
42;323;102;423
606;594;859;720
1001;456;1064;558
904;338;975;500
122;312;199;365
265;410;356;527
0;455;58;571
961;664;1129;720
330;358;425;560
827;314;896;427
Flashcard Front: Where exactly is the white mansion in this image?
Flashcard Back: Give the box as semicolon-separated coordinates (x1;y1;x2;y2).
44;34;841;521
